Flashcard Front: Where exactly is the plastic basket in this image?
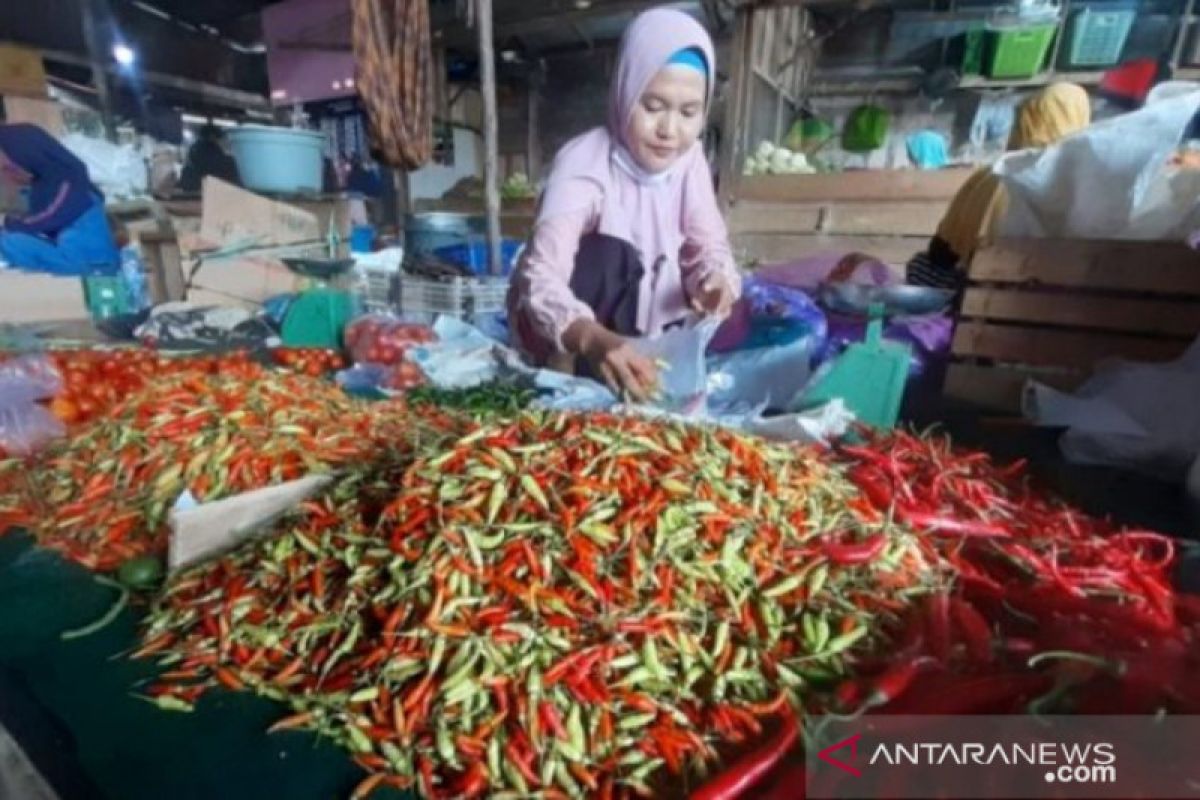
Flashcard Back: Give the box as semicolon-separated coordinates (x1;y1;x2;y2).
398;273;509;321
1187;21;1200;67
986;24;1057;78
1066;8;1134;67
360;265;396;314
962;28;987;75
432;239;523;276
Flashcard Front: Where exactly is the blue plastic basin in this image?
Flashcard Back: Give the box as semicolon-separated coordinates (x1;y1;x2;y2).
227;126;326;194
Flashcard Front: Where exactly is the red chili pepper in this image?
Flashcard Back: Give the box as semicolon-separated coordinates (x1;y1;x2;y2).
539;701;568;740
823;534;886;565
951;598;993;663
690;710;799;800
924;593;951;662
899;509;1011;539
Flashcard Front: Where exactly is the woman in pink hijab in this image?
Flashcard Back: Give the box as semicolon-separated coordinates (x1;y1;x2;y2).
507;7;741;400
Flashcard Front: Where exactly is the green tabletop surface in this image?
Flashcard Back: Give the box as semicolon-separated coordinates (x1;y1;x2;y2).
0;531;409;800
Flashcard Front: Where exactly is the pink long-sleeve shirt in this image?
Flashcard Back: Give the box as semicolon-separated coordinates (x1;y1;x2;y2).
507;132;742;364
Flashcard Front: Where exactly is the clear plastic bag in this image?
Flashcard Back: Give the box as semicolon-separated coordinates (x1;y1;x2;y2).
632;320;720;416
343;314;436;365
0;355;65;455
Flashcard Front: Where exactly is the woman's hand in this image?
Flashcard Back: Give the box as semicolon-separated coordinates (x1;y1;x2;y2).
690;274;736;317
563;319;659;402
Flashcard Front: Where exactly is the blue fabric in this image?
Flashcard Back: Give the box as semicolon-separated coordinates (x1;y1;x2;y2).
906;130;950;170
0;197;118;275
666;47;708;76
0;124;101;237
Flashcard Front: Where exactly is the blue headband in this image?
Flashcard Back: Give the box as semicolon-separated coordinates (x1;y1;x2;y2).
666;47;708;76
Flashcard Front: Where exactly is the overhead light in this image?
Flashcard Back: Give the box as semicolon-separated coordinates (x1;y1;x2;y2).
500;49;519;63
270;88;288;100
345;77;355;88
573;0;592;8
332;80;343;90
112;43;136;67
181;114;236;128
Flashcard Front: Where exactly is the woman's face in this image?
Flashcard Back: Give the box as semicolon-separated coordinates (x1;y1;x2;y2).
625;65;706;174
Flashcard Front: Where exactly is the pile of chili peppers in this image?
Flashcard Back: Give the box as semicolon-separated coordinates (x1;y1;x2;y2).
136;411;951;798
0;366;459;571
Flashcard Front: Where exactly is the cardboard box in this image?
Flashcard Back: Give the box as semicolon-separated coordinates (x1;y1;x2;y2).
2;95;64;135
0;44;48;99
198;177;321;251
0;269;89;323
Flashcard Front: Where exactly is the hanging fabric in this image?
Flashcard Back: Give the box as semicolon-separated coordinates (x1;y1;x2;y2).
351;0;433;170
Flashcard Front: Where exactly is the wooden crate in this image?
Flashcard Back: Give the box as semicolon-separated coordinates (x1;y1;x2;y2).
727;169;974;269
945;238;1200;412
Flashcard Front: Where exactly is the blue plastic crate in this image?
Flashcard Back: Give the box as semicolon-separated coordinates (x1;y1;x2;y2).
433;239;523;276
1066;8;1135;67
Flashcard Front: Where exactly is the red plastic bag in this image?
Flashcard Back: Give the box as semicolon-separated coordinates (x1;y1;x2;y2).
344;315;436;366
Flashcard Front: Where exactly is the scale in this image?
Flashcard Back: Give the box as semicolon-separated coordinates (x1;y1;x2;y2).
803;283;954;429
278;220;357;349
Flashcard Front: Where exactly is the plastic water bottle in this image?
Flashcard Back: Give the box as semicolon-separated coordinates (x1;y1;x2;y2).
120;244;149;311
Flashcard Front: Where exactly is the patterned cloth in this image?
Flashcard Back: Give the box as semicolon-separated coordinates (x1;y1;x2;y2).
351;0;432;170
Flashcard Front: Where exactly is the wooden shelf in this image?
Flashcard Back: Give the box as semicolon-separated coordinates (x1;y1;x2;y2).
958;70;1106;89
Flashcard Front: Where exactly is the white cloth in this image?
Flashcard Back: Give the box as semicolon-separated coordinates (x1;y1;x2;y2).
1025;337;1200;482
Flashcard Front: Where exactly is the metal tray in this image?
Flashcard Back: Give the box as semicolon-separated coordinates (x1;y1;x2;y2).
819;282;954;317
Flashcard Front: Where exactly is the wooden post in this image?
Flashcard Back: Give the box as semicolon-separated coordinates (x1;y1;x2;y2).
717;4;754;211
476;0;503;276
81;0;117;142
526;66;543;182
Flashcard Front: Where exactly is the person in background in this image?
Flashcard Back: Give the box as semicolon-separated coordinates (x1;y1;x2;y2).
346;155;383;198
0;123;119;274
507;7;741;401
178;123;241;193
907;82;1091;291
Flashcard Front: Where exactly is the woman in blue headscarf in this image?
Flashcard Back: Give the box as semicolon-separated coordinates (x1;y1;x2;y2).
0;123;119;274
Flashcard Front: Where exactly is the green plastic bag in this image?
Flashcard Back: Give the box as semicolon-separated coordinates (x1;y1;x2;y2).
785;117;835;153
842;105;892;153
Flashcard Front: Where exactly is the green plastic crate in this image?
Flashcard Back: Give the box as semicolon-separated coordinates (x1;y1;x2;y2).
986;23;1057;78
81;275;132;321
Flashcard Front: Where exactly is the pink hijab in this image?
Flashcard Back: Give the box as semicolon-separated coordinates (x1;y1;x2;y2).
536;7;718;335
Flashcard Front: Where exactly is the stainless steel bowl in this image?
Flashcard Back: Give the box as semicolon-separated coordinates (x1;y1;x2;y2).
819;282;954;317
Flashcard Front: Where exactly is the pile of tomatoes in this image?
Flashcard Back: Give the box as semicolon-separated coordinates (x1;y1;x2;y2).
44;349;261;426
270;348;346;377
344;316;435;366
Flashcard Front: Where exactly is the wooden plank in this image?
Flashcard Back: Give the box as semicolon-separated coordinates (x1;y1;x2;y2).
733;232;921;270
969;239;1200;295
961;288;1200;337
727;202;823;235
951;321;1191;368
728;199;947;237
943;363;1086;413
826;201;947;236
735;169;974;204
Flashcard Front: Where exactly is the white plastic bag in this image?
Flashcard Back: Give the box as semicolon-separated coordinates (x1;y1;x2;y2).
0;355;65;455
1024;337;1200;482
997;88;1200;241
706;335;817;413
62;133;149;199
632;319;720;416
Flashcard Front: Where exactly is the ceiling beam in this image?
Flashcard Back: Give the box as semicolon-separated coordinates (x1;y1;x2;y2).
27;44;272;111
